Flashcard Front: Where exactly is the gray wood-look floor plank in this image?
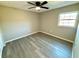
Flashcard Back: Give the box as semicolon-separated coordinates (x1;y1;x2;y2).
2;32;72;58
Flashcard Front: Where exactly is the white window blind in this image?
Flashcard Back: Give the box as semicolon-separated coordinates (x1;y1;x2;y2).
58;12;78;27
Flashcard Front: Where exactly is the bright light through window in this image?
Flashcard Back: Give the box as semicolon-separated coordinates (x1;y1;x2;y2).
58;11;78;27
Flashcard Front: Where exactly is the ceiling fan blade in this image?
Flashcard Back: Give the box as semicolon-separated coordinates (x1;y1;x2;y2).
28;7;35;9
27;2;35;6
41;1;48;5
41;6;49;9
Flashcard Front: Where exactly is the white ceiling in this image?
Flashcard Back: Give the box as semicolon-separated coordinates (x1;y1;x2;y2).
0;1;79;13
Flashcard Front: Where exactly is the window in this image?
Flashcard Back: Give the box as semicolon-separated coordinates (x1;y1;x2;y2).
58;11;78;27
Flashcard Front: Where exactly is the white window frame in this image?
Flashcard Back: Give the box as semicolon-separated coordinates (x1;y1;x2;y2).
58;11;78;27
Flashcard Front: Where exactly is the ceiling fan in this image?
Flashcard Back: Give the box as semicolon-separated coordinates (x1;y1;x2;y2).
27;1;49;10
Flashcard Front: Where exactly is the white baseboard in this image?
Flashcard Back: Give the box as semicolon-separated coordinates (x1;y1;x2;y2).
40;31;73;43
5;31;74;44
5;31;39;44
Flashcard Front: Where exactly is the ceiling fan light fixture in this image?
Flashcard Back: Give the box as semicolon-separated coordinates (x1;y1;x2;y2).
36;7;40;10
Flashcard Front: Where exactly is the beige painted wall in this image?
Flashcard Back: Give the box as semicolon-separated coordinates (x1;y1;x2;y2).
40;3;79;42
0;6;39;43
0;3;79;43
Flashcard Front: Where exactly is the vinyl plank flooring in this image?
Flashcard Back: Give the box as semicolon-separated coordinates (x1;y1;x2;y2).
2;32;72;58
